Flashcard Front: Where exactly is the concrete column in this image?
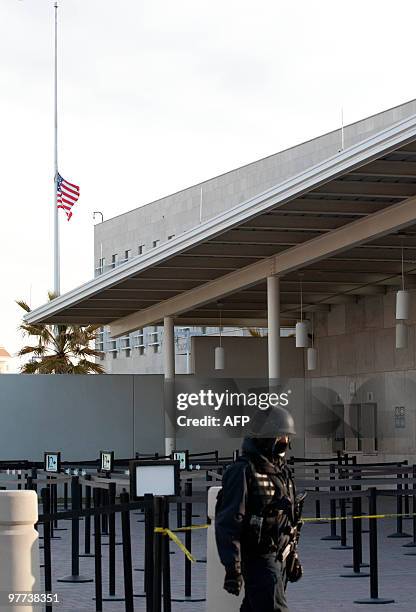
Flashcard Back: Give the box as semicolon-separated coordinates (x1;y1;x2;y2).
163;316;175;455
0;491;40;612
267;275;281;381
206;487;242;611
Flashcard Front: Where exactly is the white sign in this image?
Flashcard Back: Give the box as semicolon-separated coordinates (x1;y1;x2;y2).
45;454;58;473
101;452;113;472
135;464;176;496
173;451;187;470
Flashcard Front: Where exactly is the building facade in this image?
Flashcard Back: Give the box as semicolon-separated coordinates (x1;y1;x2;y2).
0;346;12;374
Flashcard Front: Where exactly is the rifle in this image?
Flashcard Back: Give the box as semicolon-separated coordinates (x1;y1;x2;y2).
284;491;306;584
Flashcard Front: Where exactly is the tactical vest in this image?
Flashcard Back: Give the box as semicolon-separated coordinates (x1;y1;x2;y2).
242;457;296;555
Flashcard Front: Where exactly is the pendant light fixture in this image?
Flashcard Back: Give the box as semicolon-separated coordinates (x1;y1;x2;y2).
396;246;409;320
296;275;309;348
307;312;317;371
215;305;225;370
396;321;408;349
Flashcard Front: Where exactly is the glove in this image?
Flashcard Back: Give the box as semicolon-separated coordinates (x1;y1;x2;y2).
286;552;303;583
223;566;243;596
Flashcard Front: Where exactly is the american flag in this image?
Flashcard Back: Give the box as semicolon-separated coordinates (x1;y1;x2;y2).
56;173;80;221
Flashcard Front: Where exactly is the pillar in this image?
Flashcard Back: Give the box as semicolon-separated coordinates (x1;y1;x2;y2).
206;487;242;611
267;275;281;381
0;491;41;612
163;316;175;455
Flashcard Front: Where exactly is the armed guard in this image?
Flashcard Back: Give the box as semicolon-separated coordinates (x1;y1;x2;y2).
215;405;305;612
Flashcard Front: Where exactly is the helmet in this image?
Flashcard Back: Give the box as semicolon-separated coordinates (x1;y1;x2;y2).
245;406;296;461
247;405;296;438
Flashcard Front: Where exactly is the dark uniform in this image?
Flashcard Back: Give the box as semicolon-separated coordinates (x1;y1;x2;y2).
215;408;303;612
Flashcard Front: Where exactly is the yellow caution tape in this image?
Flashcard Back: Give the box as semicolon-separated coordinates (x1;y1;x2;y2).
172;524;210;532
303;512;416;523
155;512;415;560
154;527;197;562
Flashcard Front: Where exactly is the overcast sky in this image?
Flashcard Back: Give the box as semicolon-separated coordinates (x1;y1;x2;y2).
1;0;416;367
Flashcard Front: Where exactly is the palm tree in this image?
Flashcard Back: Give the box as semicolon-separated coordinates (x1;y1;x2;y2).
16;293;105;374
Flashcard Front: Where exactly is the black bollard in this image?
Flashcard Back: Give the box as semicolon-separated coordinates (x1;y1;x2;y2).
64;481;68;510
161;497;172;612
93;488;103;612
153;496;163;612
354;488;395;605
343;471;369;569
48;481;59;540
321;464;341;541
340;495;369;577
314;464;321;520
176;480;183;529
41;488;53;612
31;467;38;493
102;482;124;601
101;489;109;536
120;491;134;612
57;476;93;583
388;468;411;538
144;493;155;607
403;464;416;553
404;460;410;517
52;480;66;531
171;481;205;603
79;475;94;558
331;496;352;550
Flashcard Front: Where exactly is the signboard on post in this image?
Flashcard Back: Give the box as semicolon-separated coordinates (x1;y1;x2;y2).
129;460;180;499
44;451;61;474
99;450;114;475
172;450;189;471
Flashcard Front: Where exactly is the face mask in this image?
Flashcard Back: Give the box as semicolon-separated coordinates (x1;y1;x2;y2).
273;438;289;456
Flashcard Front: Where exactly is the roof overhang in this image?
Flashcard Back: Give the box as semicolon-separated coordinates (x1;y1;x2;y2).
25;113;416;335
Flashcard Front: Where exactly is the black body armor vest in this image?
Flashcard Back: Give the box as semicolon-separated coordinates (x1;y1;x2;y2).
241;456;296;555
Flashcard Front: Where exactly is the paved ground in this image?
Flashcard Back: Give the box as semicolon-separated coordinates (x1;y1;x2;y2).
40;496;416;611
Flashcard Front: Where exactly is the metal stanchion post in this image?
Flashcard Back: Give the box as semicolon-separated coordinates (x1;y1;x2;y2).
355;488;395;604
340;494;369;578
171;481;205;603
64;481;68;510
162;497;172;612
80;474;94;558
57;476;93;583
314;464;321;520
143;494;155;607
41;488;53;612
102;482;124;601
53;479;66;531
403;464;416;553
93;488;103;612
331;496;352;550
31;467;38;493
388;467;411;538
321;464;341;541
120;491;134;612
153;496;163;612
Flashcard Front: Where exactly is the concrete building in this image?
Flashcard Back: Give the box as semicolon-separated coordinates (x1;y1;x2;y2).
0;346;12;374
27;98;416;460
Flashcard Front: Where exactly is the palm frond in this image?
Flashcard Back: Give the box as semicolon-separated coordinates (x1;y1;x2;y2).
16;299;31;313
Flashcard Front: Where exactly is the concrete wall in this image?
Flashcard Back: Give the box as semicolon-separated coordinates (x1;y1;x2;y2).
305;291;416;460
190;335;306;457
0;375;165;461
0;374;243;459
94;99;416;269
191;335;303;378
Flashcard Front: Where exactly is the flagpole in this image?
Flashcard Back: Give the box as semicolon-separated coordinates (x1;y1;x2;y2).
53;1;60;295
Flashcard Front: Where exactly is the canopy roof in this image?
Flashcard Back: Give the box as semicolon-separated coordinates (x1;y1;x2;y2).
26;112;416;336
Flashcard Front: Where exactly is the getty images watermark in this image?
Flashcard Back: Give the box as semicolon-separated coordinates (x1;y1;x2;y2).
174;384;293;435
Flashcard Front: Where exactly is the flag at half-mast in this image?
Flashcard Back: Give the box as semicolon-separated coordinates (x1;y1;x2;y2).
56;173;80;221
